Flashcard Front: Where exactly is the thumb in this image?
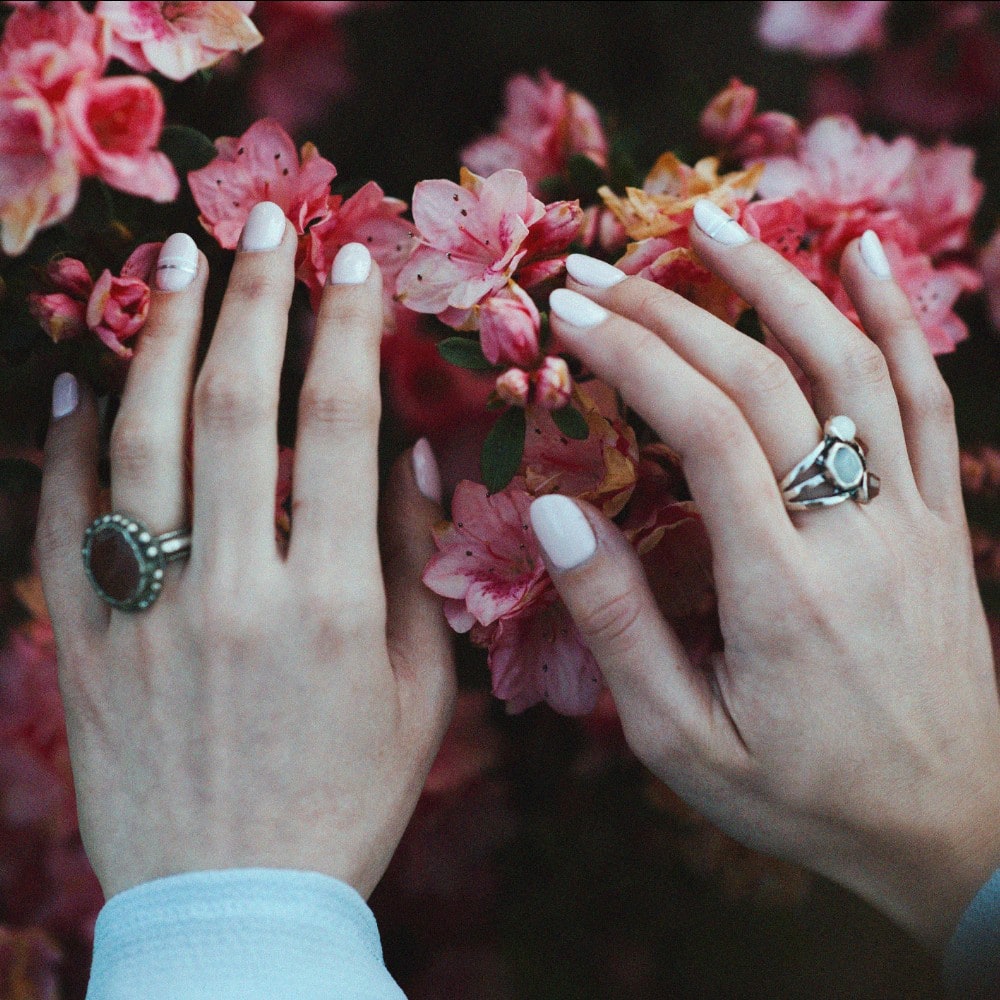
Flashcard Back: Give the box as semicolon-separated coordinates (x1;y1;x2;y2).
381;438;456;734
528;494;726;768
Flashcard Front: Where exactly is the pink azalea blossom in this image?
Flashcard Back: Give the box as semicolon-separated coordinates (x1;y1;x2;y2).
298;180;417;312
86;270;150;358
396;167;581;330
756;115;983;353
0;82;79;256
422;481;547;633
533;356;572;409
64;75;178;201
699;78;800;163
473;590;602;716
188;118;337;249
478;285;540;366
0;1;107;103
95;1;262;82
462;70;608;196
757;0;889;57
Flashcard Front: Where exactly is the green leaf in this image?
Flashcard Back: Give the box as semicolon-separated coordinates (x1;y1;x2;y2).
437;336;497;372
159;125;218;174
481;407;526;493
550;405;589;440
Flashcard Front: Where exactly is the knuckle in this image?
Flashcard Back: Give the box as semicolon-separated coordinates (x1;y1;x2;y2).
576;583;646;654
228;269;282;304
742;350;795;404
298;381;380;431
194;368;274;427
839;339;890;388
687;399;745;460
911;376;954;423
109;420;167;478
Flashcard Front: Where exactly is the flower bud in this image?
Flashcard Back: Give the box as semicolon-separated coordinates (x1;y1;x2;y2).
534;356;572;409
479;287;541;366
700;78;757;146
495;367;531;406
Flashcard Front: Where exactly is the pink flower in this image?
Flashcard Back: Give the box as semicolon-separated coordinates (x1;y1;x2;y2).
478;285;540;366
699;78;800;163
0;82;79;256
29;257;92;342
474;590;602;715
757;0;889;57
396;167;580;330
188;118;337;249
298;180;417;312
756;116;983;353
86;271;150;358
64;75;178;201
494;367;530;407
95;1;262;81
422;481;547;633
533;356;571;409
462;70;607;196
0;1;107;104
521;385;639;517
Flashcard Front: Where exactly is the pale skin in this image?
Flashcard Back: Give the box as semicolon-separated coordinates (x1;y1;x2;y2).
35;204;1000;958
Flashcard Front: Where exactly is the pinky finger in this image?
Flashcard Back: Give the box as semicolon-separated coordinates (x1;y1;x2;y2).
841;231;963;519
37;373;107;647
529;494;746;781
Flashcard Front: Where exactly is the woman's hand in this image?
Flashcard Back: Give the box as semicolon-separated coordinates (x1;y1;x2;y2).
538;208;1000;950
35;202;455;900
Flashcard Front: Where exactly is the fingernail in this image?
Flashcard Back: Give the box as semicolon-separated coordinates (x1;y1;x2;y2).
859;229;892;279
330;242;372;285
549;288;608;329
566;253;626;289
239;201;286;252
692;199;751;246
156;232;198;291
530;494;597;571
52;372;78;419
412;437;442;503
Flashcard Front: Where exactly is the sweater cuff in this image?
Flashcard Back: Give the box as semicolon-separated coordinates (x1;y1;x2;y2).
943;866;1000;999
85;868;406;1000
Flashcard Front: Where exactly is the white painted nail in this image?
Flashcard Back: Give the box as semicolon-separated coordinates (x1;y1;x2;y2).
155;232;198;292
239;201;286;252
566;253;626;289
692;199;751;246
859;229;892;279
52;372;78;419
530;494;597;571
330;242;372;285
549;288;609;328
412;437;441;503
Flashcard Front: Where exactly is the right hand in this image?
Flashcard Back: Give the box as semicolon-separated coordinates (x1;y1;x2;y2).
536;219;1000;951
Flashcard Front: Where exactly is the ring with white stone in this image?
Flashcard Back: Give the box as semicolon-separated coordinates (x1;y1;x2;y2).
779;416;880;511
82;513;191;611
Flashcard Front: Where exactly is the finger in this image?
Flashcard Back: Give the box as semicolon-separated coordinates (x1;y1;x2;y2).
529;493;745;775
288;243;383;576
565;255;820;477
381;440;456;736
839;231;962;519
689;200;916;497
111;234;206;542
37;373;107;642
548;288;793;571
192;202;295;571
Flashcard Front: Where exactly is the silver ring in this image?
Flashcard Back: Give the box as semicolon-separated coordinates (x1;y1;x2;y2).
780;415;880;511
82;513;190;611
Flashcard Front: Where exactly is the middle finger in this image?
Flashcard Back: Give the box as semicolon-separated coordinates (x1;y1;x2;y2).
192;202;296;571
